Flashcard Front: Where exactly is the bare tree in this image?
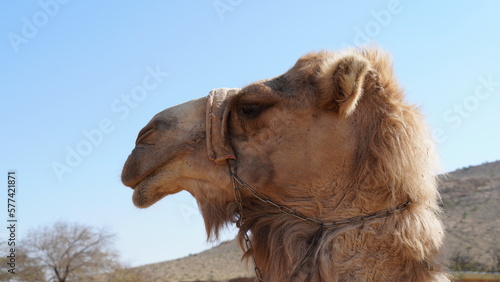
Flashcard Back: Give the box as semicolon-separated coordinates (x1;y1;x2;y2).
0;242;46;281
23;221;121;282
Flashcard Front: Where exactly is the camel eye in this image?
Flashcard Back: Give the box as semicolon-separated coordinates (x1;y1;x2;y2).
239;103;269;120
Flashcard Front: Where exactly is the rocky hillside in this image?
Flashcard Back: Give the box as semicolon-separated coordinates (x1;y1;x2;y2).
123;240;253;282
126;161;500;281
439;161;500;270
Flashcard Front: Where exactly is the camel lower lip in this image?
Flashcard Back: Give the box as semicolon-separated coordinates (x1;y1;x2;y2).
130;173;180;208
132;181;155;208
132;184;171;208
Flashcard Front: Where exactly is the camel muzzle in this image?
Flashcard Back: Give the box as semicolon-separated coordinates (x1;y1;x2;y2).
206;88;240;164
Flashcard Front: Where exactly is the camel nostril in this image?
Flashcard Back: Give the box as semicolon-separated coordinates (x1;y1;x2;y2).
136;125;155;146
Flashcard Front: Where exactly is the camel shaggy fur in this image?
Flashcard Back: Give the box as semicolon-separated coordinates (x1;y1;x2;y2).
122;47;449;281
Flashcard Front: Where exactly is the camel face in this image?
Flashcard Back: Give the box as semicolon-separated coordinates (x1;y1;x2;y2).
122;51;364;212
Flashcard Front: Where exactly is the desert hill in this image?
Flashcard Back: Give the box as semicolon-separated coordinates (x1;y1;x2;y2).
439;161;500;270
121;240;252;281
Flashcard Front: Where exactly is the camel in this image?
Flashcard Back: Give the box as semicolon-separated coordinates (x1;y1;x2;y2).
122;47;449;281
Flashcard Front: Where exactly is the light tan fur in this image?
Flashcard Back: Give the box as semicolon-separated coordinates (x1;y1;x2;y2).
122;47;449;281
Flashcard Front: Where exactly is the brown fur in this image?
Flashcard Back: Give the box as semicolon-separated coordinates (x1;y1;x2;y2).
122;47;449;281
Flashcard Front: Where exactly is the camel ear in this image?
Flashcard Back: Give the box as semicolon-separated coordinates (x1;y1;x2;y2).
318;54;371;117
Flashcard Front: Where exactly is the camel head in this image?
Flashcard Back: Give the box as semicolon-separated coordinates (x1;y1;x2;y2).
122;50;375;229
122;48;447;281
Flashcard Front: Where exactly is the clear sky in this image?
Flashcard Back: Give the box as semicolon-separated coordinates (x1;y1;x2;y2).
1;1;499;267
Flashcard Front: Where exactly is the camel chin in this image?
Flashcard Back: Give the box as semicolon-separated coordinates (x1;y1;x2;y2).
129;167;184;208
132;183;167;208
132;180;183;208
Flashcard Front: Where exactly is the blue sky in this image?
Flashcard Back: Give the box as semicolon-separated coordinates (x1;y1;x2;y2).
1;1;499;267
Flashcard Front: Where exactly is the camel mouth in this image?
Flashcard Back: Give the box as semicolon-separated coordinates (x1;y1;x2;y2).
121;154;170;208
121;150;152;189
121;145;182;188
121;160;155;190
122;169;151;190
121;173;144;190
122;148;186;208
